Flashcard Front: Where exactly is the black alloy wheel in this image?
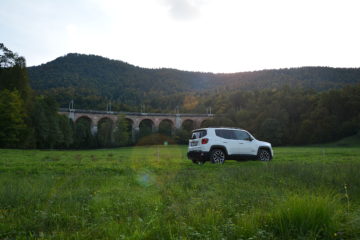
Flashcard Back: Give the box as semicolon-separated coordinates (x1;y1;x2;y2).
258;149;271;161
210;149;226;164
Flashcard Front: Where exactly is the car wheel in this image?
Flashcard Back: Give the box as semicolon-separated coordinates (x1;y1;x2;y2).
257;149;271;161
210;149;226;164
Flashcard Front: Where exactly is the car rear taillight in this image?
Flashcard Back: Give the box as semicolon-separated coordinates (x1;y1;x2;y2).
201;138;209;144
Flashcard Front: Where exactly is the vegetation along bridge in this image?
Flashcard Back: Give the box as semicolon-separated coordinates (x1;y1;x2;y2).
59;108;214;139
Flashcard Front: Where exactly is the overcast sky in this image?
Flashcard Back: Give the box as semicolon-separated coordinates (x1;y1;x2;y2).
1;0;359;73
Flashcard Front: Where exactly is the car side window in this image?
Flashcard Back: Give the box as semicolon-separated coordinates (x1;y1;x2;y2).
234;130;251;141
215;129;237;139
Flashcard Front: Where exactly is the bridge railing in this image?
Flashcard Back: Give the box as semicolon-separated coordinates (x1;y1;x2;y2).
59;108;214;117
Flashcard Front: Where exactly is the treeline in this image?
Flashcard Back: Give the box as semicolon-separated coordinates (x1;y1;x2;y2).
1;44;70;148
201;85;360;145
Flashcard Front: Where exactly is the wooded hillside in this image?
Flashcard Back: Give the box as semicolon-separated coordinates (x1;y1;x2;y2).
28;53;360;112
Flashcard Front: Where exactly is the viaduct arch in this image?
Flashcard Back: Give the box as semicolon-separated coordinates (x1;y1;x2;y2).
59;108;214;141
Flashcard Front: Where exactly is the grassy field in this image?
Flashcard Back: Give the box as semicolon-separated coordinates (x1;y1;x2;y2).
1;145;360;239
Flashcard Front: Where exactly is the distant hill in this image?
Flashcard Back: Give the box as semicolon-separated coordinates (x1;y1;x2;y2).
28;53;216;98
216;66;360;90
27;53;360;110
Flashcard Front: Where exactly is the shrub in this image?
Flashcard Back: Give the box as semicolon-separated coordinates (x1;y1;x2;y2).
136;133;175;146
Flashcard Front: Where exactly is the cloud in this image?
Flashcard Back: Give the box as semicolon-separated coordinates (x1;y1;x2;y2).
162;0;205;20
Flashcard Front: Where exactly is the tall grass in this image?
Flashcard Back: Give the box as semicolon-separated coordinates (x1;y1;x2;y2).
0;146;360;239
265;195;341;239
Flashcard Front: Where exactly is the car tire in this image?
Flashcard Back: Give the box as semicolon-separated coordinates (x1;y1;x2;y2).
257;149;271;161
210;149;226;164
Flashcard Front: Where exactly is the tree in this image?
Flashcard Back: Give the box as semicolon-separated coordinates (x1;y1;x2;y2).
97;118;114;147
174;129;191;144
158;120;172;137
31;97;50;148
259;118;284;146
0;44;33;148
0;43;31;103
74;117;95;148
0;43;25;68
113;114;131;146
58;115;74;148
0;89;27;147
30;96;73;148
138;120;153;139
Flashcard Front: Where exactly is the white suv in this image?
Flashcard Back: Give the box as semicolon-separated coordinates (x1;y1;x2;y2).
187;127;273;164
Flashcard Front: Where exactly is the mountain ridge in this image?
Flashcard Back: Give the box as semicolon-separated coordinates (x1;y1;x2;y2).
30;53;360;74
27;53;360;111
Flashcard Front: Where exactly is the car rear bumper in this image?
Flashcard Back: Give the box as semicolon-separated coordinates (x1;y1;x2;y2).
187;151;209;161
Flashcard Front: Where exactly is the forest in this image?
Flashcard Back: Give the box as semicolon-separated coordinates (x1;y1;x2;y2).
1;44;360;149
28;53;360;112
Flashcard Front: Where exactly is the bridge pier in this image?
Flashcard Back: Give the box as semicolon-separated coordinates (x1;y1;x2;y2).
69;110;75;121
91;125;98;136
90;118;100;136
175;115;182;129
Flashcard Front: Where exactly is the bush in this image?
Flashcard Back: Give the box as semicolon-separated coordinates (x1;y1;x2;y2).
136;133;175;146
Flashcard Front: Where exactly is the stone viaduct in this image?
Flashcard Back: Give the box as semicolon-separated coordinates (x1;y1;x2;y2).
59;108;214;139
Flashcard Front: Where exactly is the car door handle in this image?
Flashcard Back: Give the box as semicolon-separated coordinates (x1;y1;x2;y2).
223;142;227;143
239;143;243;144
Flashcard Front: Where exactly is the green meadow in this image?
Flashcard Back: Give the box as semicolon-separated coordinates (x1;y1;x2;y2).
1;144;360;239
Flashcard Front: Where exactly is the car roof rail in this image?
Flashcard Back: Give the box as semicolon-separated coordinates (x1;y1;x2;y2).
193;126;244;130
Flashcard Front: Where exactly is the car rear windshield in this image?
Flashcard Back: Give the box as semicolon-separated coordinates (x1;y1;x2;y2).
191;130;207;139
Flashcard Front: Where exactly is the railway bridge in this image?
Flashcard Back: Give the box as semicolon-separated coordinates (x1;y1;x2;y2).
59;108;214;139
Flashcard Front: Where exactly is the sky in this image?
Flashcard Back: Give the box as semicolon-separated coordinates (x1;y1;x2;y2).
1;0;360;73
